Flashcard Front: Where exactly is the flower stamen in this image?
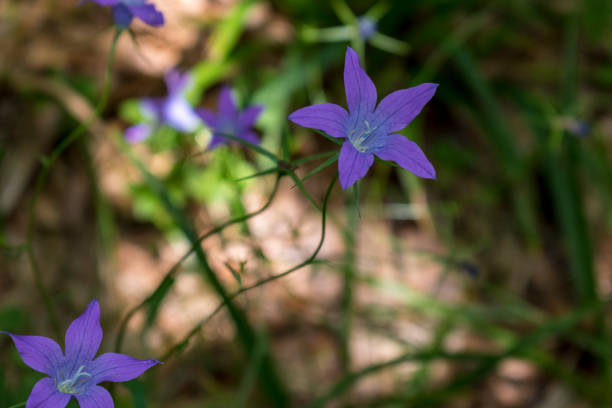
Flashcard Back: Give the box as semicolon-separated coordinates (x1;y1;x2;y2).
57;365;92;394
350;120;378;152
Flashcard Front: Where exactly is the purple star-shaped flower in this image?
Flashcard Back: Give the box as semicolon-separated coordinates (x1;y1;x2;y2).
288;47;438;189
196;87;263;149
80;0;164;28
2;299;159;408
125;69;202;143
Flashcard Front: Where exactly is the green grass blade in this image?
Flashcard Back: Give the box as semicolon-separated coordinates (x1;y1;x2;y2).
295;152;339;185
123;145;289;406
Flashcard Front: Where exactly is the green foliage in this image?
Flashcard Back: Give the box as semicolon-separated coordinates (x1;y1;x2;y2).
6;0;612;407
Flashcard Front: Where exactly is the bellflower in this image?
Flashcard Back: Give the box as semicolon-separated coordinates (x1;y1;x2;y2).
2;299;159;408
288;47;437;189
196;87;263;149
125;69;202;143
80;0;164;28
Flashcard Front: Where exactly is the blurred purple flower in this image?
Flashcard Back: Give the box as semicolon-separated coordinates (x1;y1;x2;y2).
125;69;201;143
565;118;591;138
2;299;159;408
289;46;437;189
196;87;263;149
357;16;377;41
80;0;164;28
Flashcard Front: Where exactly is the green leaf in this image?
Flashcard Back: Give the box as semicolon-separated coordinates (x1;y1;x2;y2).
301;25;354;43
292;150;337;166
296;152;339;184
331;0;356;25
369;32;410;55
226;262;244;287
288;172;321;212
365;1;390;20
312;129;344;145
124;380;147;408
145;275;175;329
235;167;282;182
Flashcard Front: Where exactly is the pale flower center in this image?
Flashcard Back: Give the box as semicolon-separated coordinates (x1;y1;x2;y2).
57;365;92;394
348;120;378;153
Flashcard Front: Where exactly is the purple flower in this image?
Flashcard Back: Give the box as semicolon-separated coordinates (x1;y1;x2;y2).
80;0;164;28
125;69;202;143
564;118;591;138
288;47;437;189
196;87;263;149
2;299;159;408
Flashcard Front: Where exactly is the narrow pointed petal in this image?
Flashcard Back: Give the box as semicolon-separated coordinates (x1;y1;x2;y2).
338;141;374;189
1;332;63;375
129;4;165;27
164;97;200;132
140;98;163;121
238;105;263;128
75;385;114;408
374;83;438;132
239;130;260;145
65;299;102;366
112;4;134;28
218;87;237;118
375;134;436;179
125;124;153;143
344;46;377;117
208;134;226;149
288;103;348;138
196;108;218;128
81;0;120;5
26;378;70;408
90;352;160;384
164;70;189;95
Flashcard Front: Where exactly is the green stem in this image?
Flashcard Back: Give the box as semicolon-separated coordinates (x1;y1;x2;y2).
339;190;357;374
310;299;608;408
161;174;337;361
7;402;26;408
309;350;493;408
114;175;282;353
24;28;122;338
127;147;290;407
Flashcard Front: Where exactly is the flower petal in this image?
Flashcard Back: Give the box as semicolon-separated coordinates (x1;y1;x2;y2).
26;377;70;408
112;4;134;28
375;134;436;179
344;46;377;117
288;103;348;138
218;87;237;118
1;332;63;376
65;299;102;367
163;97;201;133
75;385;114;408
140;98;163;121
129;4;165;27
164;70;189;95
373;83;438;133
238;105;263;128
124;124;153;143
90;352;160;384
208;134;226;149
196;108;218;128
238;130;260;145
79;0;120;5
338;140;374;189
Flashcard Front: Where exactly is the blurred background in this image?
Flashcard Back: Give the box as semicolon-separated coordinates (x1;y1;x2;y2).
1;0;612;407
